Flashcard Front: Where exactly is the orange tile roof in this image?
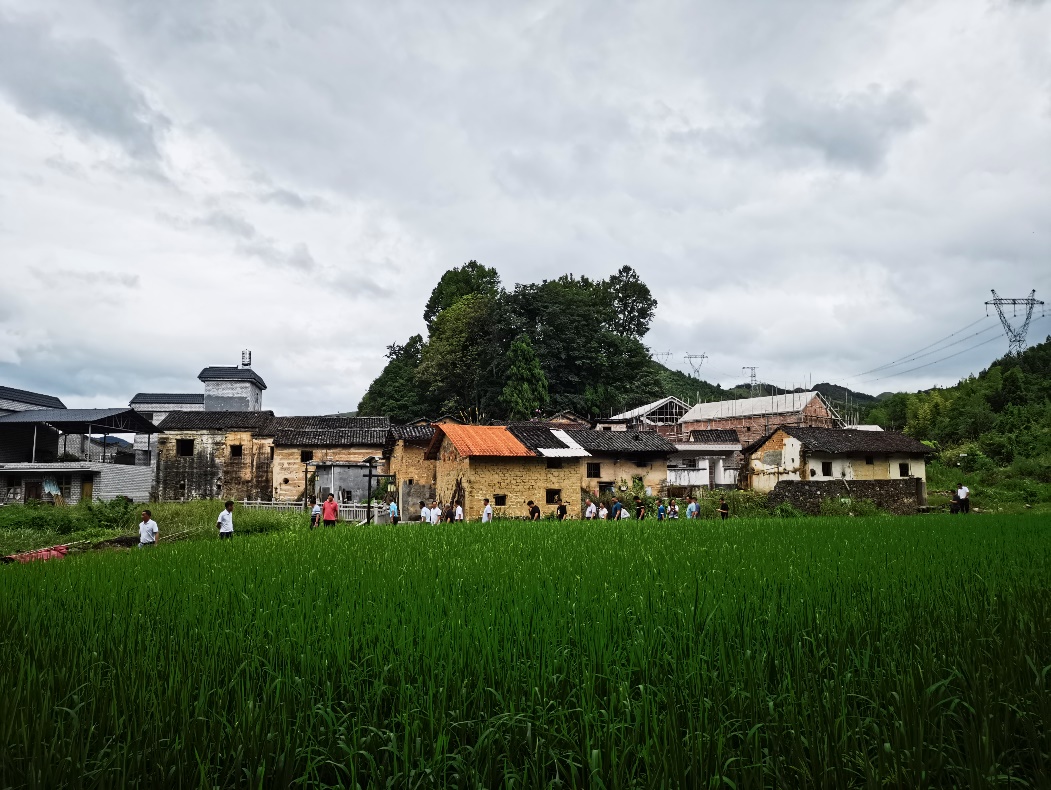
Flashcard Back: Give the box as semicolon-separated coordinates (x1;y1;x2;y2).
435;424;536;458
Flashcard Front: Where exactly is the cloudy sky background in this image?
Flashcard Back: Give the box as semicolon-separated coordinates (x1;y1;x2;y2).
1;0;1049;414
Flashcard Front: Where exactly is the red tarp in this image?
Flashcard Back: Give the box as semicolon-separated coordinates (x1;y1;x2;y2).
4;545;69;564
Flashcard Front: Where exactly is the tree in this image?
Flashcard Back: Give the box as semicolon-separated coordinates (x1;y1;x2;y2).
602;265;657;338
501;336;549;420
416;293;499;416
423;261;501;330
357;335;431;422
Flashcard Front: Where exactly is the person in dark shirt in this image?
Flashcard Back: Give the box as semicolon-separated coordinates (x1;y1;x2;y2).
610;497;623;520
556;500;568;521
634;496;645;520
719;497;730;520
527;500;541;521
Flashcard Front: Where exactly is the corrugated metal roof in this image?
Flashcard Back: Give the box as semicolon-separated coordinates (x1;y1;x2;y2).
197;366;268;389
0;386;66;409
609;396;689;421
0;408;160;434
680;392;820;422
434;424;535;458
129;393;204;405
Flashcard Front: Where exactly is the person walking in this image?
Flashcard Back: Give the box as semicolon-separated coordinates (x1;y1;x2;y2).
656;500;666;521
686;496;699;519
668;500;680;519
389;500;400;525
217;500;235;539
310;498;322;529
138;509;159;548
611;497;623;521
598;502;609;520
584;498;597;520
555;499;568;521
957;483;971;514
527;500;541;521
322;493;339;527
419;500;430;524
718;496;729;520
430;501;442;525
634;496;646;520
454;502;464;522
482;498;493;523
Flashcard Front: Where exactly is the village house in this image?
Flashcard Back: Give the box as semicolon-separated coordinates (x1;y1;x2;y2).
155;411;276;501
594;396;689;434
128;393;204;466
271;416;391;501
742;426;931;493
424;423;676;520
678;391;843;444
667;429;742;494
384;422;439;517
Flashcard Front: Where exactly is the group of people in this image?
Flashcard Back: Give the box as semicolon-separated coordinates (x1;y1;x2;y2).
136;500;237;548
418;500;466;524
580;494;730;521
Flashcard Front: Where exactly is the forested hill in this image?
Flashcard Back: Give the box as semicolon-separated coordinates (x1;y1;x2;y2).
358;262;745;423
862;336;1051;466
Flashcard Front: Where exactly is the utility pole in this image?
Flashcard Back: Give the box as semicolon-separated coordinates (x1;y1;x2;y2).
684;353;708;377
742;367;758;397
986;290;1045;355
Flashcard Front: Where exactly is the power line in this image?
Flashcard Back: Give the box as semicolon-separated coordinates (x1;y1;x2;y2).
851;316;990;378
854;323;1001;378
859;331;1006;384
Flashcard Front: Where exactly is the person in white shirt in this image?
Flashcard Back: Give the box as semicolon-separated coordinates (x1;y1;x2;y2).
584;499;597;520
138;510;159;548
669;500;680;519
619;506;631;520
217;501;235;539
481;498;493;523
957;483;971;514
454;503;464;521
310;499;322;530
419;501;430;524
430;502;442;525
598;504;608;520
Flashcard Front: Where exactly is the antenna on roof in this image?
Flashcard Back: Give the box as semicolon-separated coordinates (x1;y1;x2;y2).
241;349;252;368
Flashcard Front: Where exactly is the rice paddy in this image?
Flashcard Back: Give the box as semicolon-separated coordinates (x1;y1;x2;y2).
1;514;1049;788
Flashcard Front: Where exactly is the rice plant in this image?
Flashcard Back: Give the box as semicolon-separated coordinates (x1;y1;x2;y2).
1;514;1048;788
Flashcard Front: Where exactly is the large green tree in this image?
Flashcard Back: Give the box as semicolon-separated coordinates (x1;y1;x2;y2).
500;335;549;420
423;260;501;330
357;335;431;422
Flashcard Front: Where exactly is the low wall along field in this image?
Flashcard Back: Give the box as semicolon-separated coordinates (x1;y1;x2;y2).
767;478;926;515
1;513;1049;786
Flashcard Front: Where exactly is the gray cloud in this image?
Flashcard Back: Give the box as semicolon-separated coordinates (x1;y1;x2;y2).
0;13;168;159
33;269;140;288
193;210;318;271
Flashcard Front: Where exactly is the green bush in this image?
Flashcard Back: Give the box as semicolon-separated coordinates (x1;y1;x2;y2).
773;502;803;518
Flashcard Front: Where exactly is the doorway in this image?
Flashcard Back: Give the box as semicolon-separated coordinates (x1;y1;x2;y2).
24;481;43;502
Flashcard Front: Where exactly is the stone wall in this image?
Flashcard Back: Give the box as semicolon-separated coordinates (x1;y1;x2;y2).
767;478;927;516
157;429;273;501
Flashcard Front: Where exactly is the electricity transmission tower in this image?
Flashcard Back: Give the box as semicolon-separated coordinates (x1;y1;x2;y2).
742;366;758;397
683;353;707;377
653;350;672;364
986;290;1045;355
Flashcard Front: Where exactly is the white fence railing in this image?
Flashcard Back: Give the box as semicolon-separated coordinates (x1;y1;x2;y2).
239;500;390;524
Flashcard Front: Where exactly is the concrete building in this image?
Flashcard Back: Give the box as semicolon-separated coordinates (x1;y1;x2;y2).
595;396;689;433
667;429;742;493
678;391;843;444
742;426;931;493
0;385;66;415
198;363;267;411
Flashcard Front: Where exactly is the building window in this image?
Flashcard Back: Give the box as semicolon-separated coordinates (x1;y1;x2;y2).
59;475;73;499
680;457;697;469
546;488;561;505
176;439;194;457
899;462;911;477
493;494;507;507
586;462;601;479
138;412;153;422
546;458;563;469
300;450;313;463
230;444;244;459
821;461;833;477
282;477;290;485
406;478;414;486
865;456;874;465
5;475;20;488
635;460;648;468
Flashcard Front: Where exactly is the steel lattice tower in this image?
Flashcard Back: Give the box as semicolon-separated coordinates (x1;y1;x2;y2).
742;366;758;397
986;290;1045;355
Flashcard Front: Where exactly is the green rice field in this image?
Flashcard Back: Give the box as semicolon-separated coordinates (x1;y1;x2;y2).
1;514;1049;788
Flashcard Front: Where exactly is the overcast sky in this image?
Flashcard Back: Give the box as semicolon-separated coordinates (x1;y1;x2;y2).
1;0;1049;414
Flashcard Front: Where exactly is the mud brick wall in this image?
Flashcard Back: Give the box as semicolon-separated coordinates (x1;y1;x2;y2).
157;430;273;501
767;479;926;516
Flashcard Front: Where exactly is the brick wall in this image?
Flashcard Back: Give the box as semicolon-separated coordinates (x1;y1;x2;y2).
388;440;437;516
272;444;386;501
455;456;583;520
157;430;273;501
767;478;927;515
579;456;668;501
203;381;262;411
681;395;839;445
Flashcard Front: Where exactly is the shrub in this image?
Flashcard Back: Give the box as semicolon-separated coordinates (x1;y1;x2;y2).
773;502;803;518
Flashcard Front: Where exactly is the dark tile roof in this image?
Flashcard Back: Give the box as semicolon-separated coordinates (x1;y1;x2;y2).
564;429;677;455
157;410;276;432
746;427;932;456
389;424;436;442
272;416;390;447
197;366;267;389
688;429;741;445
129;393;204;406
0;385;66;409
507;423;577;452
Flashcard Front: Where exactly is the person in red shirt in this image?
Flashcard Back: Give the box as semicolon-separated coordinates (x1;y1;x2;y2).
322;494;339;527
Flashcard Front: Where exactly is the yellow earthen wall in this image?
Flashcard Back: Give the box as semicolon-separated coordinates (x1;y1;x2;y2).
272;445;387;501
